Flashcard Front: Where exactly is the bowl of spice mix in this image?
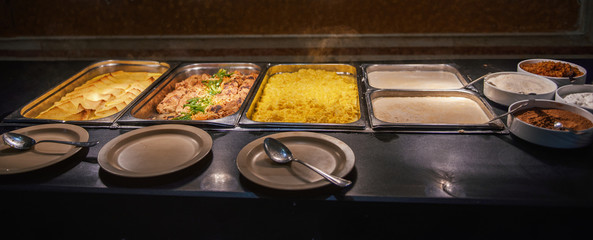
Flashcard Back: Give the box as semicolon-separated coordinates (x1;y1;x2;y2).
518;59;587;87
507;99;593;148
555;84;593;114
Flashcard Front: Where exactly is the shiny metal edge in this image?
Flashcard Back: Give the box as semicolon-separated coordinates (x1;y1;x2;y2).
116;62;265;128
238;63;367;129
366;89;506;132
361;63;469;92
2;60;175;126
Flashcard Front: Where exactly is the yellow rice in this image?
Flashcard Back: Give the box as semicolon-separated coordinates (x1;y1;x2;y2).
251;69;359;123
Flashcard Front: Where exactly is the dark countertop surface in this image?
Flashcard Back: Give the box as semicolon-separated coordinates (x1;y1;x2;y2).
1;59;592;239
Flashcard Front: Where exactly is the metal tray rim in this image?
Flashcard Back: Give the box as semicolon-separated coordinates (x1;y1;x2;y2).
116;62;266;128
238;63;368;129
2;60;175;126
366;89;506;132
361;63;470;92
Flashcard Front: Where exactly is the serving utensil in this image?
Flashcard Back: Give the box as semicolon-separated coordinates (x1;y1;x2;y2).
487;99;534;124
463;73;489;90
263;137;352;187
553;122;584;135
2;132;98;150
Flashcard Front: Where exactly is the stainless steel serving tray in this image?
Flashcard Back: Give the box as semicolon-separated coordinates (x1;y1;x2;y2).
362;64;469;91
238;63;367;130
3;60;173;126
117;63;263;128
367;89;505;132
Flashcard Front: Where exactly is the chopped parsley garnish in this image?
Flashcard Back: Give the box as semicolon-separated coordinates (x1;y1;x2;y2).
213;69;232;79
173;69;232;120
202;69;232;95
172;96;212;120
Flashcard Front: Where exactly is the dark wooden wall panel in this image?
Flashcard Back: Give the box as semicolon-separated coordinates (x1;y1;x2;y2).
0;0;582;37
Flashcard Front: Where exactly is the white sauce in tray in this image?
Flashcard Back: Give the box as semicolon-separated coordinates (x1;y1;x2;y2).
372;97;490;124
368;71;462;89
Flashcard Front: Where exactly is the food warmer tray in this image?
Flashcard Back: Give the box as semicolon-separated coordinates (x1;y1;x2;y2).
116;63;265;128
238;63;368;130
2;60;175;127
366;89;506;133
361;63;471;91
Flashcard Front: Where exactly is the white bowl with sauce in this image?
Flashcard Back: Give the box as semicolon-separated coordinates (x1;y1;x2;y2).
507;99;593;148
483;72;557;106
555;84;593;114
518;59;587;87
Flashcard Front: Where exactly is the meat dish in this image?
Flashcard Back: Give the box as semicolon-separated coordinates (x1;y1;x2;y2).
156;69;257;120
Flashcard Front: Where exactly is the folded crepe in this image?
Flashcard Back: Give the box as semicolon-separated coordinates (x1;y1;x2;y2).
36;71;161;120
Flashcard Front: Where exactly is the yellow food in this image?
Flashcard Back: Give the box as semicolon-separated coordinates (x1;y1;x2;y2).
251;69;359;123
36;71;161;120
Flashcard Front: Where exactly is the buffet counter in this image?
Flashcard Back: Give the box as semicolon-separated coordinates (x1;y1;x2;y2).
1;59;592;239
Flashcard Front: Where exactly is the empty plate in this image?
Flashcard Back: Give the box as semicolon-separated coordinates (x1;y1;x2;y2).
236;132;355;190
98;124;212;177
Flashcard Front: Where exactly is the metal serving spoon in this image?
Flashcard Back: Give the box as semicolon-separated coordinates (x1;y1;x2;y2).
553;122;584;135
263;138;352;187
463;73;490;90
2;132;99;150
487;99;535;124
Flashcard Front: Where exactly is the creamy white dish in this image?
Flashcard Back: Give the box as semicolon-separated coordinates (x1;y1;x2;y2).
368;71;462;89
486;74;555;94
564;92;593;108
372;96;490;124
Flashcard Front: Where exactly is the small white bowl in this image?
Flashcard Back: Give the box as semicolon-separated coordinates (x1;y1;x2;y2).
507;99;593;148
484;72;557;106
555;84;593;114
518;59;587;87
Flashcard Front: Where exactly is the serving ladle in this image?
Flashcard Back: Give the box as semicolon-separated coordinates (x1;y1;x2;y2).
263;137;352;187
2;132;99;150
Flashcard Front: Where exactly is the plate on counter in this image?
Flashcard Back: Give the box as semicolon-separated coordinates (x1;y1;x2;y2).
98;124;212;177
0;124;89;175
236;132;355;190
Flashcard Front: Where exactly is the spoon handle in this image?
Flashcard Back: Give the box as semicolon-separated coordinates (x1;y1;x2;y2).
463;73;489;89
293;159;352;187
36;140;99;148
487;99;533;123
